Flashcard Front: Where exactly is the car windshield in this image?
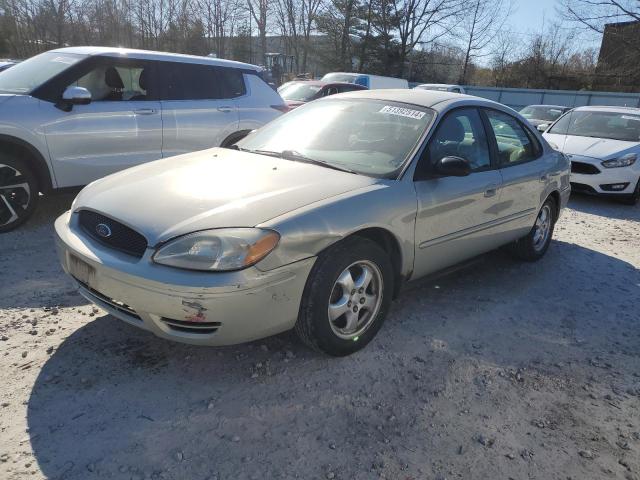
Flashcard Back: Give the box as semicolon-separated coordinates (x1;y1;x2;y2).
321;73;357;83
548;110;640;142
0;51;85;94
279;83;322;102
237;98;434;178
520;106;565;122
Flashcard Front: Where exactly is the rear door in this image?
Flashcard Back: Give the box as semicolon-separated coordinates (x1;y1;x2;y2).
158;62;239;157
412;107;503;278
43;56;162;187
482;108;549;237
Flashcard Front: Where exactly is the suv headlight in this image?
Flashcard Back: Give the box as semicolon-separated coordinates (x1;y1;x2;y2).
601;153;637;168
153;228;280;271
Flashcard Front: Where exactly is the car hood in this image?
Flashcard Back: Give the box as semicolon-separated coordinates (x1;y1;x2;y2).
543;133;638;160
73;148;377;245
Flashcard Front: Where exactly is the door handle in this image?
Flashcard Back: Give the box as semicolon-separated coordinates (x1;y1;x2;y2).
217;106;233;113
133;108;157;115
484;186;498;198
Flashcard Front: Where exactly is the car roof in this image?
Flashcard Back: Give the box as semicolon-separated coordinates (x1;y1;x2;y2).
49;46;260;71
286;80;366;88
329;88;505;112
524;104;568;109
572;105;640;114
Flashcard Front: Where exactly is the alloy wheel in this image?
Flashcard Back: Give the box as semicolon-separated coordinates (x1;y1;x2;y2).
532;204;552;252
327;260;384;340
0;163;32;228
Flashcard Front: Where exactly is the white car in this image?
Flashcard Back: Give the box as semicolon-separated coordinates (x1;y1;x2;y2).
0;47;286;232
544;106;640;205
414;84;466;94
320;72;408;89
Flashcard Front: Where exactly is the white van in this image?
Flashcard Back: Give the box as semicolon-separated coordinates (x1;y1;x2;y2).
414;83;466;94
321;72;408;89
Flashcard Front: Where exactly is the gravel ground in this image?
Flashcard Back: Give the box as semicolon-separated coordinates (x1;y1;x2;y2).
0;193;639;480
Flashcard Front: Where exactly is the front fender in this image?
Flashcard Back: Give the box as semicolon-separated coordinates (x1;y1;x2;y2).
256;180;418;277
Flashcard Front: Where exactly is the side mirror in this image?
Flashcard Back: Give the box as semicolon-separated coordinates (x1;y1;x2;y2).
62;86;92;105
435;156;471;177
537;123;550;132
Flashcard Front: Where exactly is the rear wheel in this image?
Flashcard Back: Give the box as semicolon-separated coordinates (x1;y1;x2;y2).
295;237;394;356
509;197;557;262
619;180;640;206
0;156;38;233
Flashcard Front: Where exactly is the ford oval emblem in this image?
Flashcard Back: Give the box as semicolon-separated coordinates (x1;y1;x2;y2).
95;223;112;238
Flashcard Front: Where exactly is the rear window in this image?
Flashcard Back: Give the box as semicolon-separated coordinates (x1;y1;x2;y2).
159;62;246;100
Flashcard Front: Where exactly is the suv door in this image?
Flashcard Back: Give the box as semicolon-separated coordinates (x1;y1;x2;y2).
482;108;549;237
413;107;503;278
42;56;163;188
158;62;240;157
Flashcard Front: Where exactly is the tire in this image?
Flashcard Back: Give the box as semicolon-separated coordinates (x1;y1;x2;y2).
509;196;557;262
618;180;640;206
295;237;394;356
0;155;39;233
221;130;251;148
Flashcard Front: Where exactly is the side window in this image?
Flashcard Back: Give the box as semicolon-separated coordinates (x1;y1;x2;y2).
324;87;339;96
67;60;151;101
420;108;491;177
219;68;246;98
161;62;220;100
485;110;541;165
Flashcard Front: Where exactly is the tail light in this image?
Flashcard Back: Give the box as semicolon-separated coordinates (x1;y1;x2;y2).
271;104;290;113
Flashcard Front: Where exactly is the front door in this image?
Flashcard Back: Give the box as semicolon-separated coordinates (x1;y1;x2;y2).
43;57;162;188
413;107;503;278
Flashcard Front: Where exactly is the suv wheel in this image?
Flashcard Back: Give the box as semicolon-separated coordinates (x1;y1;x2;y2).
295;237;394;356
509;197;557;261
0;156;39;233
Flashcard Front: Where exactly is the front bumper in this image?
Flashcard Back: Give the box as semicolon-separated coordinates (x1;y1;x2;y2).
55;212;315;346
570;159;639;196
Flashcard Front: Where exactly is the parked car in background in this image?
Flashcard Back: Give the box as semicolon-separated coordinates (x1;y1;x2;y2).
55;89;569;356
321;72;408;89
277;80;367;108
519;104;571;131
543;106;640;205
0;61;17;73
0;46;286;232
414;83;466;94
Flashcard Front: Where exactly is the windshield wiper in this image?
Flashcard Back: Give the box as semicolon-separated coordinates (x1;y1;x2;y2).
246;149;357;174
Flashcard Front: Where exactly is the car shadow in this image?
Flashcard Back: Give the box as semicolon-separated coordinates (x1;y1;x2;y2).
26;240;640;479
0;192;88;309
568;192;640;221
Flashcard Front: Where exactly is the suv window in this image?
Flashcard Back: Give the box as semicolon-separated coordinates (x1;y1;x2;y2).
219;68;246;98
485;110;541;165
420;108;490;178
162;62;220;100
69;62;151;101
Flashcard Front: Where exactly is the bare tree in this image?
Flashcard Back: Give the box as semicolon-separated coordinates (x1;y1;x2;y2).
458;0;512;84
247;0;269;64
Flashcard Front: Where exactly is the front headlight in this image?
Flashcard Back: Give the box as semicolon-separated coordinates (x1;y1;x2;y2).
601;153;637;168
153;228;280;271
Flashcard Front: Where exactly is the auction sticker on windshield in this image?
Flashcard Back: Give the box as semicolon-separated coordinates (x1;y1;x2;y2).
379;105;426;120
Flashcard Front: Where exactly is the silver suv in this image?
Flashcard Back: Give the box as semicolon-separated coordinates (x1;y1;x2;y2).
0;47;286;232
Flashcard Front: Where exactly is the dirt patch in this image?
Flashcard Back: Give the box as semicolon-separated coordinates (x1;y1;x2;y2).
0;194;639;480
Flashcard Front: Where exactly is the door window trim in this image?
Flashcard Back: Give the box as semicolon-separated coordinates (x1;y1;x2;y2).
480;107;544;168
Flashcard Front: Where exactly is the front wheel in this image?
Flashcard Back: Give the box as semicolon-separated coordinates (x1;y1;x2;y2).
508;197;557;262
0;157;39;233
295;237;394;356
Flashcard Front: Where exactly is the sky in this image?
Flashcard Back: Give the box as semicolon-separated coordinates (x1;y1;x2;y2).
508;0;561;35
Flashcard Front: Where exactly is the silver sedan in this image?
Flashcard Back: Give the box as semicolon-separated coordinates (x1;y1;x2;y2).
55;90;570;356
